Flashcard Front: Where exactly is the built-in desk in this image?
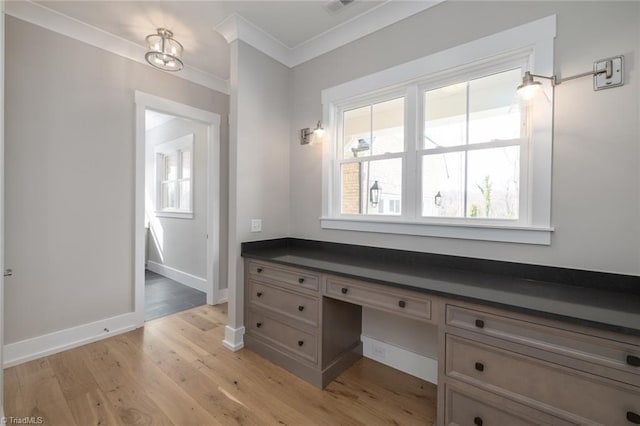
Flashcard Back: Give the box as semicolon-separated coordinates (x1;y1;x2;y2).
242;238;640;426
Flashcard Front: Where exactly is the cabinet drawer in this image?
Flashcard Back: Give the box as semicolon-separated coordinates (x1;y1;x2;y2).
324;276;431;322
446;304;640;380
248;280;319;327
445;382;575;426
247;310;318;364
247;261;319;292
446;334;640;425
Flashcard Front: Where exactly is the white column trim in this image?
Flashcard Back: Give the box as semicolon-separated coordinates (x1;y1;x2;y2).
222;325;245;352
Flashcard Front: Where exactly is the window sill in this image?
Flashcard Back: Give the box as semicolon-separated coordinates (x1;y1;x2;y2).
155;211;194;219
319;217;553;245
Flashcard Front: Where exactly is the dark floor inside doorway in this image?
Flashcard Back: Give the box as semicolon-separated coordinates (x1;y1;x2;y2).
145;269;207;321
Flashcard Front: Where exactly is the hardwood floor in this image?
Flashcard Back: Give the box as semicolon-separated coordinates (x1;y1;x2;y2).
4;304;437;425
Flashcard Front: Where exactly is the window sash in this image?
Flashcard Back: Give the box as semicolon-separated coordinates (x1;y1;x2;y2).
156;145;193;214
333;64;529;225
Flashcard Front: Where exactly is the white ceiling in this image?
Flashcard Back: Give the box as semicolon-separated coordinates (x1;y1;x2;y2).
33;0;392;81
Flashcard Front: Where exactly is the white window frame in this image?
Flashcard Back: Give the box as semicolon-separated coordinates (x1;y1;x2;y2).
320;15;556;245
155;133;194;219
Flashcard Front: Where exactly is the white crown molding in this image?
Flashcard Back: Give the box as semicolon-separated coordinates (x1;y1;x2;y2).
5;0;230;95
289;0;445;66
215;12;292;67
214;0;444;68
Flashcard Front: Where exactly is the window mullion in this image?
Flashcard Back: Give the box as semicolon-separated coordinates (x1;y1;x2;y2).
404;85;418;219
176;150;182;210
463;82;470;218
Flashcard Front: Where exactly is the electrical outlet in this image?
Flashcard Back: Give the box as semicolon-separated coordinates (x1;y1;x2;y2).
251;219;262;233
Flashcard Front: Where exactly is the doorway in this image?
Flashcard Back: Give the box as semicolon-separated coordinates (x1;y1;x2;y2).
134;92;222;325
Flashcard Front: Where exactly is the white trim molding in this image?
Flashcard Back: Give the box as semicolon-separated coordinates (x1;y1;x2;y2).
322;218;553;245
222;325;245;352
214;1;444;68
216;288;229;304
361;335;438;385
3;312;137;368
1;0;6;417
4;0;229;94
135;91;222;325
320;15;556;245
146;261;207;293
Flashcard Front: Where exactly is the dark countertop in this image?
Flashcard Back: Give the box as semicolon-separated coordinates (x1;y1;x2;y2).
241;238;640;336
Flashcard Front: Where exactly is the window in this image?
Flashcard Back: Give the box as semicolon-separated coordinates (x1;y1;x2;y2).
155;134;194;218
340;97;404;216
321;16;555;244
421;69;523;220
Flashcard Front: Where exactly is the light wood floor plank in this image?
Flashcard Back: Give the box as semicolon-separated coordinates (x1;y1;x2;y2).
81;340;175;425
65;388;121;426
4;304;436;425
12;359;78;425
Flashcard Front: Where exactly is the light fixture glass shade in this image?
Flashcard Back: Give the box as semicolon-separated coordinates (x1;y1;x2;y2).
145;28;184;72
517;71;542;100
313;121;324;137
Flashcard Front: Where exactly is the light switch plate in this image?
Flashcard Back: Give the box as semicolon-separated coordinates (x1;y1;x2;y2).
251;219;262;233
594;56;623;90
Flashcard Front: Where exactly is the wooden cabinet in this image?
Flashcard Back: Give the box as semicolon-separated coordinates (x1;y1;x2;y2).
324;274;433;322
243;258;640;425
442;303;640;426
244;260;362;388
444;381;575;426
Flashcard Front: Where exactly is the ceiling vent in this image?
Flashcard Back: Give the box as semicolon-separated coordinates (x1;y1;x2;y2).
324;0;356;15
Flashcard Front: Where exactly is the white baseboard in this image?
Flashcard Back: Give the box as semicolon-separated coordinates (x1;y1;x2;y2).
216;288;228;304
147;260;207;293
3;312;138;368
361;335;438;385
222;325;245;352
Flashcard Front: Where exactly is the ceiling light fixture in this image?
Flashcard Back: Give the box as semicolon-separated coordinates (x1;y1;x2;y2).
517;55;624;100
145;28;184;72
300;121;324;145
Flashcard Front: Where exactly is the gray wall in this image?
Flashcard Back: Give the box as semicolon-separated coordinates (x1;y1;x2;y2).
289;2;640;355
146;117;208;280
4;16;229;343
227;40;291;329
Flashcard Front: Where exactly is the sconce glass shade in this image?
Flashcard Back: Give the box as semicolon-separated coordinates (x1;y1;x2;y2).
145;28;184;72
313;121;324;137
369;180;381;207
517;71;542;100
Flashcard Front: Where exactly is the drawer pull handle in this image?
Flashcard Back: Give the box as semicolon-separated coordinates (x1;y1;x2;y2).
298;340;304;347
398;300;406;308
256;322;262;328
475;319;485;328
256;292;263;298
627;412;640;424
341;287;348;294
257;268;263;273
475;362;484;372
298;278;305;284
298;305;305;312
473;417;483;426
627;355;640;367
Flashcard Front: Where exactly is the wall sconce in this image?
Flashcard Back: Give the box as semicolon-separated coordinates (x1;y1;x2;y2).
517;55;623;100
300;121;324;145
434;191;442;207
369;180;381;207
145;28;184;72
351;138;370;157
